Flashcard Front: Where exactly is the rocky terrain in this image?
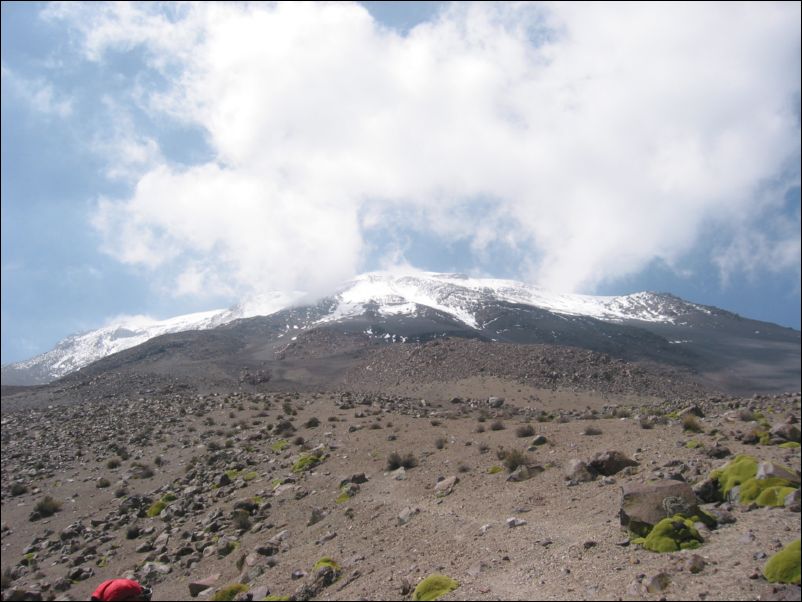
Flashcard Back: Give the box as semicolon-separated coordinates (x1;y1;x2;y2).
0;336;712;414
1;373;800;601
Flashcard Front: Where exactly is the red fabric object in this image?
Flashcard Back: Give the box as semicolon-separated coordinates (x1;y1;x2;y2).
90;579;145;601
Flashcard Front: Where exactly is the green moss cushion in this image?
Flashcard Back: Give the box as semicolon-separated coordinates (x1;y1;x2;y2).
740;477;796;504
632;515;703;553
413;575;459;601
710;455;758;498
763;540;801;584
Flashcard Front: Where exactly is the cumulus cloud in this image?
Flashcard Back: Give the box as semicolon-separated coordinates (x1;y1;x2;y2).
45;1;801;297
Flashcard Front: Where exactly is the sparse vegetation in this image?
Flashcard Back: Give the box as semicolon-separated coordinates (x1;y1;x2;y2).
435;437;447;450
490;420;505;431
305;416;320;428
274;420;296;435
501;449;530;472
96;477;111;488
10;482;28;496
682;414;703;433
515;424;535;438
313;556;341;573
582;425;602;436
232;510;252;531
210;583;249;601
271;439;290;452
292;453;323;473
106;458;121;469
31;496;61;520
386;452;418;471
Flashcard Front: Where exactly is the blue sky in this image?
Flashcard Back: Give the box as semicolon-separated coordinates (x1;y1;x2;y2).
2;1;800;365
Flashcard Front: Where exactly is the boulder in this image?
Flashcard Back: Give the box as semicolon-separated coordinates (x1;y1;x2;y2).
770;423;801;443
565;459;595;482
589;451;638;476
620;480;704;536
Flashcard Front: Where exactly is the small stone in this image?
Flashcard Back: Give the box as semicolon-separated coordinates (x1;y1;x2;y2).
645;572;671;593
488;397;504;408
687;555;706;574
506;517;527;528
398;507;419;526
757;462;800;485
785;488;801;512
188;573;220;597
434;476;458;497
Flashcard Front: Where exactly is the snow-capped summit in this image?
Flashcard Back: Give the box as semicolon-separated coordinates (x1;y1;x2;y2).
1;271;725;385
326;271;710;328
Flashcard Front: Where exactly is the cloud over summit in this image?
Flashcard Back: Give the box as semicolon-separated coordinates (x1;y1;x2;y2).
48;1;801;297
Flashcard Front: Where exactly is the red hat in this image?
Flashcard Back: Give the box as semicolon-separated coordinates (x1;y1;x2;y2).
91;579;146;601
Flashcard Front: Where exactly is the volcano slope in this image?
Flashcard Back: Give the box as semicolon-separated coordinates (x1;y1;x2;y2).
1;337;800;601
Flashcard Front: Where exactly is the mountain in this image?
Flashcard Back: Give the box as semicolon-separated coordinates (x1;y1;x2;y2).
2;272;800;393
0;291;305;386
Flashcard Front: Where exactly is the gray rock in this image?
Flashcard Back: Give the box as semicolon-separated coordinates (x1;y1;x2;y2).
687;554;706;574
139;561;171;584
507;466;531;482
785;488;801;512
693;478;721;503
756;462;800;485
435;476;458;497
770;423;801;443
679;405;704;418
531;435;547;446
488;397;504;408
506;517;527;528
2;588;44;602
67;566;93;581
589;450;638;476
645;572;671;593
188;573;220;597
565;459;595;482
307;507;325;526
398;506;420;526
620;480;703;536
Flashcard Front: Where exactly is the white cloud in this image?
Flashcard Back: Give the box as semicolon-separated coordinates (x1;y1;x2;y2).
46;1;801;297
90;96;164;180
1;64;73;117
